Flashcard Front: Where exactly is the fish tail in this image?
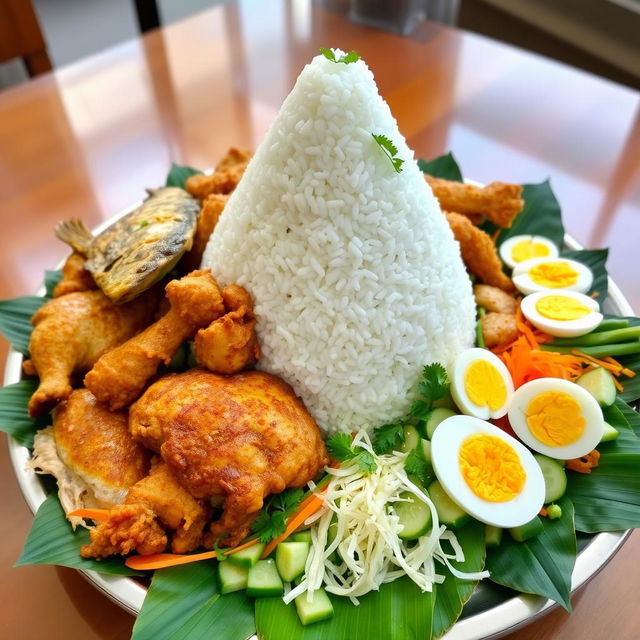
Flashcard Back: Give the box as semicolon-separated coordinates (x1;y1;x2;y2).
54;219;93;255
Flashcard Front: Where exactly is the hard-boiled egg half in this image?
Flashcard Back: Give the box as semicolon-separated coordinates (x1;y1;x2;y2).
431;415;545;527
499;235;559;270
450;348;514;420
512;257;593;296
508;378;604;460
521;291;603;338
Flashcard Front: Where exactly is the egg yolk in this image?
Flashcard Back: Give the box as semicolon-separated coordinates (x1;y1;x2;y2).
528;261;579;288
526;391;585;446
511;239;551;263
459;434;526;502
535;295;591;321
464;360;507;411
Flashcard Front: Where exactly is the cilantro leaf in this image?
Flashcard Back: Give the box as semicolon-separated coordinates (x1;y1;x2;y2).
327;433;357;461
358;451;378;474
404;450;433;487
251;487;305;543
410;399;433;419
319;48;361;64
373;423;405;454
319;47;336;62
419;364;449;402
372;134;404;173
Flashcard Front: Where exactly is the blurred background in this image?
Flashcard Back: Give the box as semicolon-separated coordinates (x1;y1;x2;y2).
1;0;639;90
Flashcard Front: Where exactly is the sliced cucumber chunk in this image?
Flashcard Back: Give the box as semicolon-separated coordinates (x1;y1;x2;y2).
291;530;313;544
534;454;567;503
217;560;249;594
227;542;266;569
423;408;456;440
576;367;616;407
247;559;283;597
509;516;543;542
394;491;433;540
275;541;309;582
484;524;503;548
428;480;470;528
601;421;620;442
399;425;421;453
295;588;334;626
419;438;432;463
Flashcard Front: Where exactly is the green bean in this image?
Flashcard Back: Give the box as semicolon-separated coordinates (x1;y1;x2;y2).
541;341;640;358
592;318;629;333
476;307;486;349
550;326;640;348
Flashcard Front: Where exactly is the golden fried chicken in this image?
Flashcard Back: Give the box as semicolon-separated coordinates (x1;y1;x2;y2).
445;212;515;292
29;389;150;528
84;270;225;410
81;458;209;558
473;284;518;314
25;288;161;417
129;369;328;546
195;285;260;374
481;312;518;348
185;148;252;200
53;252;97;297
181;193;228;273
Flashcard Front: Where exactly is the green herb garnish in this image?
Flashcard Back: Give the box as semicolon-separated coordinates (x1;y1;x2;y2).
251;487;304;543
410;364;450;418
372;134;404;173
404;450;432;487
372;423;404;455
327;433;378;474
319;48;361;64
138;221;150;230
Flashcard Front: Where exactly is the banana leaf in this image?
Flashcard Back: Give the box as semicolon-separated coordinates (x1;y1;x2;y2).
602;401;633;435
44;270;63;298
255;576;434;640
432;519;486;638
165;163;203;189
561;248;608;302
16;495;140;576
417;153;463;182
132;562;254;640
485;497;576;611
0;380;47;448
0;295;44;355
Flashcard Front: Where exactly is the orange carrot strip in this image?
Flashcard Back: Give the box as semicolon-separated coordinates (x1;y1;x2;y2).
571;350;623;374
67;508;110;521
566;450;600;474
614;377;624;392
622;368;636;378
539;507;548;517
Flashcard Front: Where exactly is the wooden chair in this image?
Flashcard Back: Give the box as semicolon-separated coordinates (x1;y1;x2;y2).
0;0;52;77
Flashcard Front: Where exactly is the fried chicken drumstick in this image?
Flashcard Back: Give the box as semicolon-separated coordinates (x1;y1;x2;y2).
53;252;97;297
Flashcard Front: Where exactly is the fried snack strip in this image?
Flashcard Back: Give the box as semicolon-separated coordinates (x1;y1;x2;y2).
54;252;97;297
185;147;252;200
84;269;225;410
445;212;514;292
427;175;524;228
195;284;260;374
181;193;228;273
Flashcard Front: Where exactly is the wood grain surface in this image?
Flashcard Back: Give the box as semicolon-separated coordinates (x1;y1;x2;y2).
0;1;639;638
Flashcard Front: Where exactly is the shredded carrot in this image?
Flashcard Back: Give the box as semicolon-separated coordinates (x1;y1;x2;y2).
67;508;110;521
613;377;624;392
566;450;600;474
539;507;548;517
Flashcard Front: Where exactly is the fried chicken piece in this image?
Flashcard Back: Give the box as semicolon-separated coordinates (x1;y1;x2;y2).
53;252;97;297
482;312;518;348
185;148;252;200
129;369;328;546
181;194;228;273
426;175;524;228
446;212;515;292
84;270;225;410
25;288;161;417
195;285;260;374
474;284;518;314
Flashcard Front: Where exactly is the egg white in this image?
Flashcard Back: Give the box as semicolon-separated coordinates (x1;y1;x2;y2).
431;415;545;528
450;348;514;420
499;235;559;270
508;378;604;460
520;291;603;338
511;257;593;296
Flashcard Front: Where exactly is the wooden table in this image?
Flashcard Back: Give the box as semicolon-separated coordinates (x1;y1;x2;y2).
1;1;639;638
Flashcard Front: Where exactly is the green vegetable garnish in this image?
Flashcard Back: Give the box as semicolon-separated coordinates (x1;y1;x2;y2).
372;423;404;455
411;363;450;418
404;450;432;487
251;487;305;543
371;134;404;173
326;433;378;474
319;48;360;64
547;504;563;520
138;221;150;229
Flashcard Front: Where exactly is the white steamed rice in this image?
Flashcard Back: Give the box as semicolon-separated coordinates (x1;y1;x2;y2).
202;51;475;434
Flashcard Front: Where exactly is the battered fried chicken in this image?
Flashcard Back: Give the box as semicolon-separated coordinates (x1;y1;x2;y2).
185;147;252;200
129;369;328;546
53;252;96;297
181;194;228;273
29;389;150;528
445;212;515;292
195;285;260;374
84;270;225;410
426;176;524;228
25;288;161;417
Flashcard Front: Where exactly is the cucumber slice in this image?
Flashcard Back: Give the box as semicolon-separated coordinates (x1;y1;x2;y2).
428;480;470;528
399;425;421;453
533;454;567;503
601;422;620;442
291;530;313;544
509;516;543;542
228;542;266;568
394;491;433;540
576;367;616;407
275;541;310;582
247;559;283;597
484;524;503;548
217;560;249;594
295;588;334;626
423;408;456;439
419;438;431;463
